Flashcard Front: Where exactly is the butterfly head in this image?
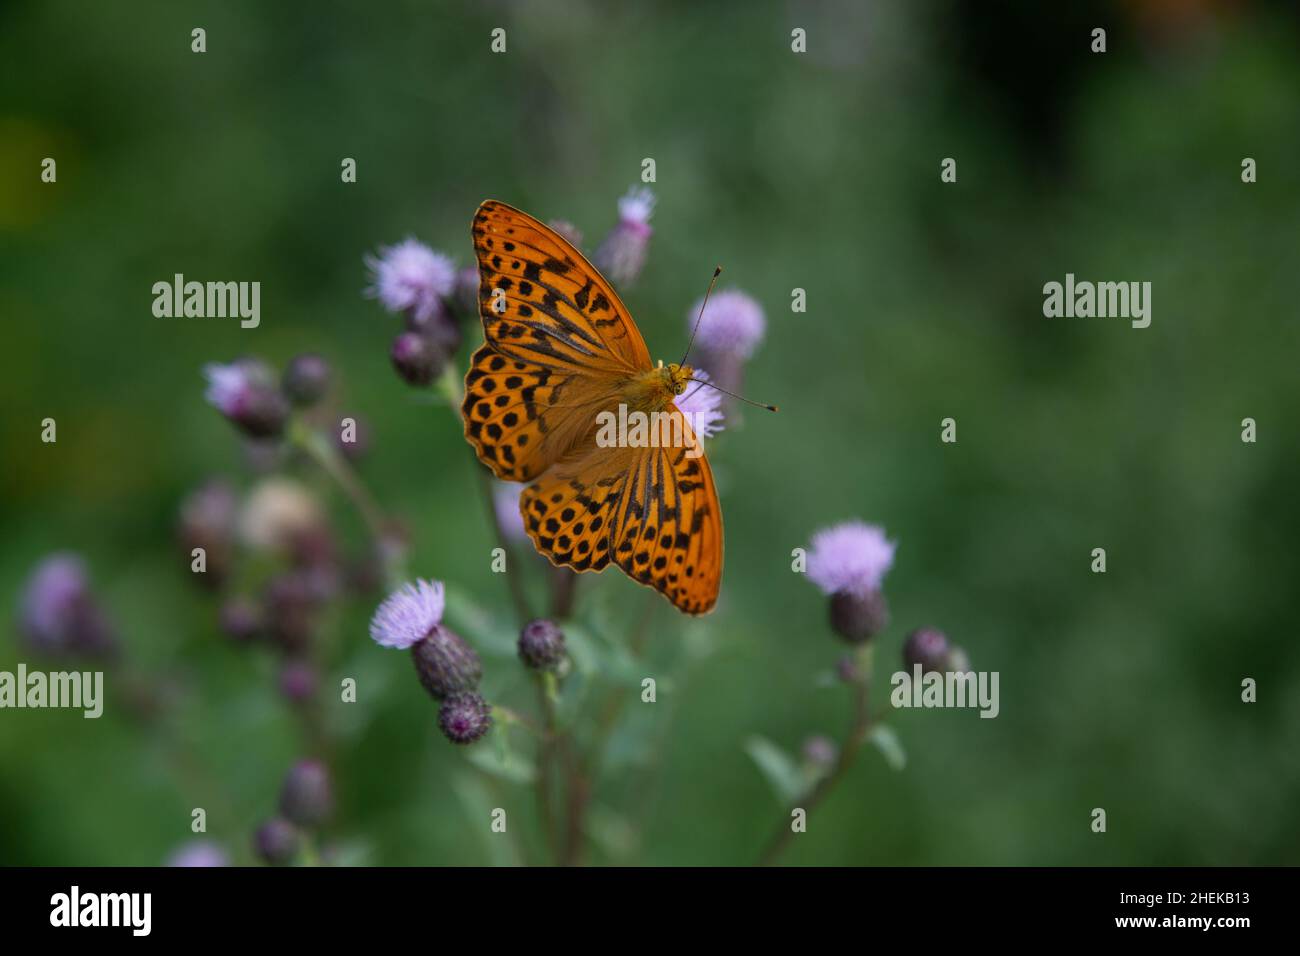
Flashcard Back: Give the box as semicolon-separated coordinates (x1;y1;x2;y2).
664;361;695;396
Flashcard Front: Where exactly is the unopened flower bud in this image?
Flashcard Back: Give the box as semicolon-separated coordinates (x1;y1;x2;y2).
903;627;950;674
411;625;483;699
278;659;319;704
518;618;565;671
829;588;888;644
282;353;331;406
219;597;262;644
253;817;299;866
438;692;493;745
279;759;334;828
391;330;445;387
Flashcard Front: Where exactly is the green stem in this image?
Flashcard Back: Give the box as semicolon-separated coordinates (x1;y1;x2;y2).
758;644;875;867
562;590;658;864
290;420;407;587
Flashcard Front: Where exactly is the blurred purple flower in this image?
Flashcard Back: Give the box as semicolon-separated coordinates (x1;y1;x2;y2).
548;219;584;249
280;759;334;828
594;186;655;286
18;553;117;657
202;360;289;438
492;481;527;541
253;818;299;866
366;238;456;325
806;521;896;598
166;840;229;867
278;659;319;704
452;266;480;318
689;288;766;362
369;579;445;649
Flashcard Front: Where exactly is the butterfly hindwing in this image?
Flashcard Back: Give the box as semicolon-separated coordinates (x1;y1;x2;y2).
518;405;722;615
472;200;652;374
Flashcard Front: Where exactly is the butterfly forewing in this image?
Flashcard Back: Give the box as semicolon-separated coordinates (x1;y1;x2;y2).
462;343;617;483
472;200;652;374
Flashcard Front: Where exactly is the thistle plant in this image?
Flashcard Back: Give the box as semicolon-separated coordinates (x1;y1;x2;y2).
9;187;948;867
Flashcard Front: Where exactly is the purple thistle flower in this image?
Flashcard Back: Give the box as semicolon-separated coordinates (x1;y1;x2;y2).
166;840;229;868
202;360;289;438
806;521;896;598
369;579;445;649
18;553;118;657
492;481;527;542
594;186;655;286
674;369;726;440
689;288;766;361
365;238;456;325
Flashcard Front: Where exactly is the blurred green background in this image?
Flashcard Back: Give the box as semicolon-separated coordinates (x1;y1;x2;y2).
2;0;1298;866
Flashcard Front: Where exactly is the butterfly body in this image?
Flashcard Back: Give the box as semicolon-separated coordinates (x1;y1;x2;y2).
463;200;723;615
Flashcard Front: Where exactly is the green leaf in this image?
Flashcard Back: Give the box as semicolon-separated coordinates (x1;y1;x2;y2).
442;583;517;656
463;728;537;784
450;771;518;866
586;804;640;861
744;735;805;804
869;724;907;771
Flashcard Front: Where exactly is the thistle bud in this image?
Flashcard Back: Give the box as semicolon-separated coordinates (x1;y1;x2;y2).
253;817;299;866
411;625;483;699
518;618;566;671
903;627;950;674
219;597;262;644
829;588;889;644
282;353;331;406
390;330;445;387
279;759;334;828
438;692;493;745
278;659;319;704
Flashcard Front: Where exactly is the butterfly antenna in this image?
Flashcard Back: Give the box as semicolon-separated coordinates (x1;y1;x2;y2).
692;376;778;413
680;266;723;367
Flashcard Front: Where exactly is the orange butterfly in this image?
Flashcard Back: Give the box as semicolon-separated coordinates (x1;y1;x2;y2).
462;200;723;615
